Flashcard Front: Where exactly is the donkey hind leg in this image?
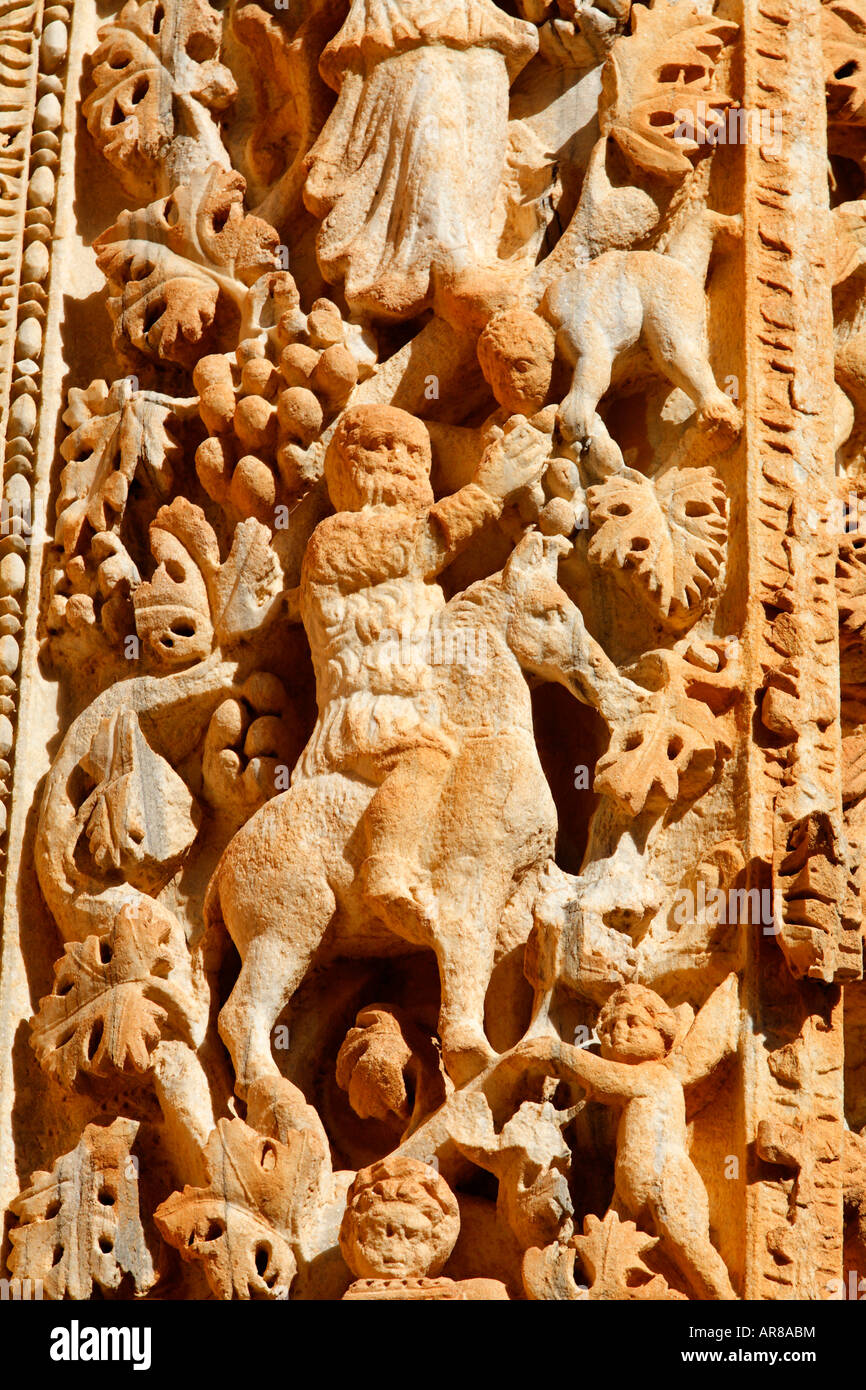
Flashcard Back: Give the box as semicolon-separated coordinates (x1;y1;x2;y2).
433;863;502;1087
216;798;339;1099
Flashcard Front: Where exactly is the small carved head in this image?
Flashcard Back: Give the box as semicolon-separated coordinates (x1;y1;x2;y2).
596;984;678;1063
325;405;434;511
478;310;556;417
339;1157;459;1281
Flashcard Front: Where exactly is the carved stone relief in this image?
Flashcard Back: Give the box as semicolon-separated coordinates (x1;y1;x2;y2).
0;0;863;1306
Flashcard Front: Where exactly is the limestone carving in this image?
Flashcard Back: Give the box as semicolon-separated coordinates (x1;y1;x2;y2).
542;248;741;453
514;974;739;1300
0;0;862;1310
303;0;539;320
82;0;237;197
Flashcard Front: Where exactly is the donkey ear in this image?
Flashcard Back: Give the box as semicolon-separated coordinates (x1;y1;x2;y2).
503;528;545;583
541;534;572;565
504;526;569;583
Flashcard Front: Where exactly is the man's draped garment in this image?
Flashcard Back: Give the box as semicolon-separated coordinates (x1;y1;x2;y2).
304;0;538;318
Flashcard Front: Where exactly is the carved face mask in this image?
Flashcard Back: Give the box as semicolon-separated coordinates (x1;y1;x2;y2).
325;405;434;511
349;1197;442;1279
339;1159;460;1281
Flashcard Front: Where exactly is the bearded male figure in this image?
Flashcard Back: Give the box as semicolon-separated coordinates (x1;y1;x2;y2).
210;403;651;1093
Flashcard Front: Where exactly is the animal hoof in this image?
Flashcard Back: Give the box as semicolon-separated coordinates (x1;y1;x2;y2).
443;1033;497;1087
555;406;591;450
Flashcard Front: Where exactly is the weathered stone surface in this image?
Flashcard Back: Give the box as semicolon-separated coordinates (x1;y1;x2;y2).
0;0;863;1305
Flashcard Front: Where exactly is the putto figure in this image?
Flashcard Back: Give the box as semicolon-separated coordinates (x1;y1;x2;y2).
515;973;740;1300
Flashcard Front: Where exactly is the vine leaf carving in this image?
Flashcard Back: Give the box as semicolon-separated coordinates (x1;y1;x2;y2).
601;2;738;181
595;645;737;815
94;165;281;366
523;1211;685;1300
587;465;727;625
573;1211;685;1299
57;378;194;557
8;1118;157;1299
154;1118;309;1299
596;694;723;814
209;515;285;644
132;497;283;662
30;899;187;1088
83;0;237;196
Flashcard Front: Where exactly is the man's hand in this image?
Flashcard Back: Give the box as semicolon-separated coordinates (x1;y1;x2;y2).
475;418;550;503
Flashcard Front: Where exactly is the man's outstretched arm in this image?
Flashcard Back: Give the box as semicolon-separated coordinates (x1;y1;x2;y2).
420;419;550;577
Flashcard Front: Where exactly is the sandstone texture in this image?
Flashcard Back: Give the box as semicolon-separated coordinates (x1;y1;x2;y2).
1;0;864;1302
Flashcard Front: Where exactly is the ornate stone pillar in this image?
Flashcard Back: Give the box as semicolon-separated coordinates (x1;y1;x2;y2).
2;0;865;1308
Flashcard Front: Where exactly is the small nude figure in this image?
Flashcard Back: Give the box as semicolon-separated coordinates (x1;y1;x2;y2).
541;249;742;450
514;972;739;1300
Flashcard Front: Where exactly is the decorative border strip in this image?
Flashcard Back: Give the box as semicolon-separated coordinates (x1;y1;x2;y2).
742;0;846;1301
0;0;71;844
